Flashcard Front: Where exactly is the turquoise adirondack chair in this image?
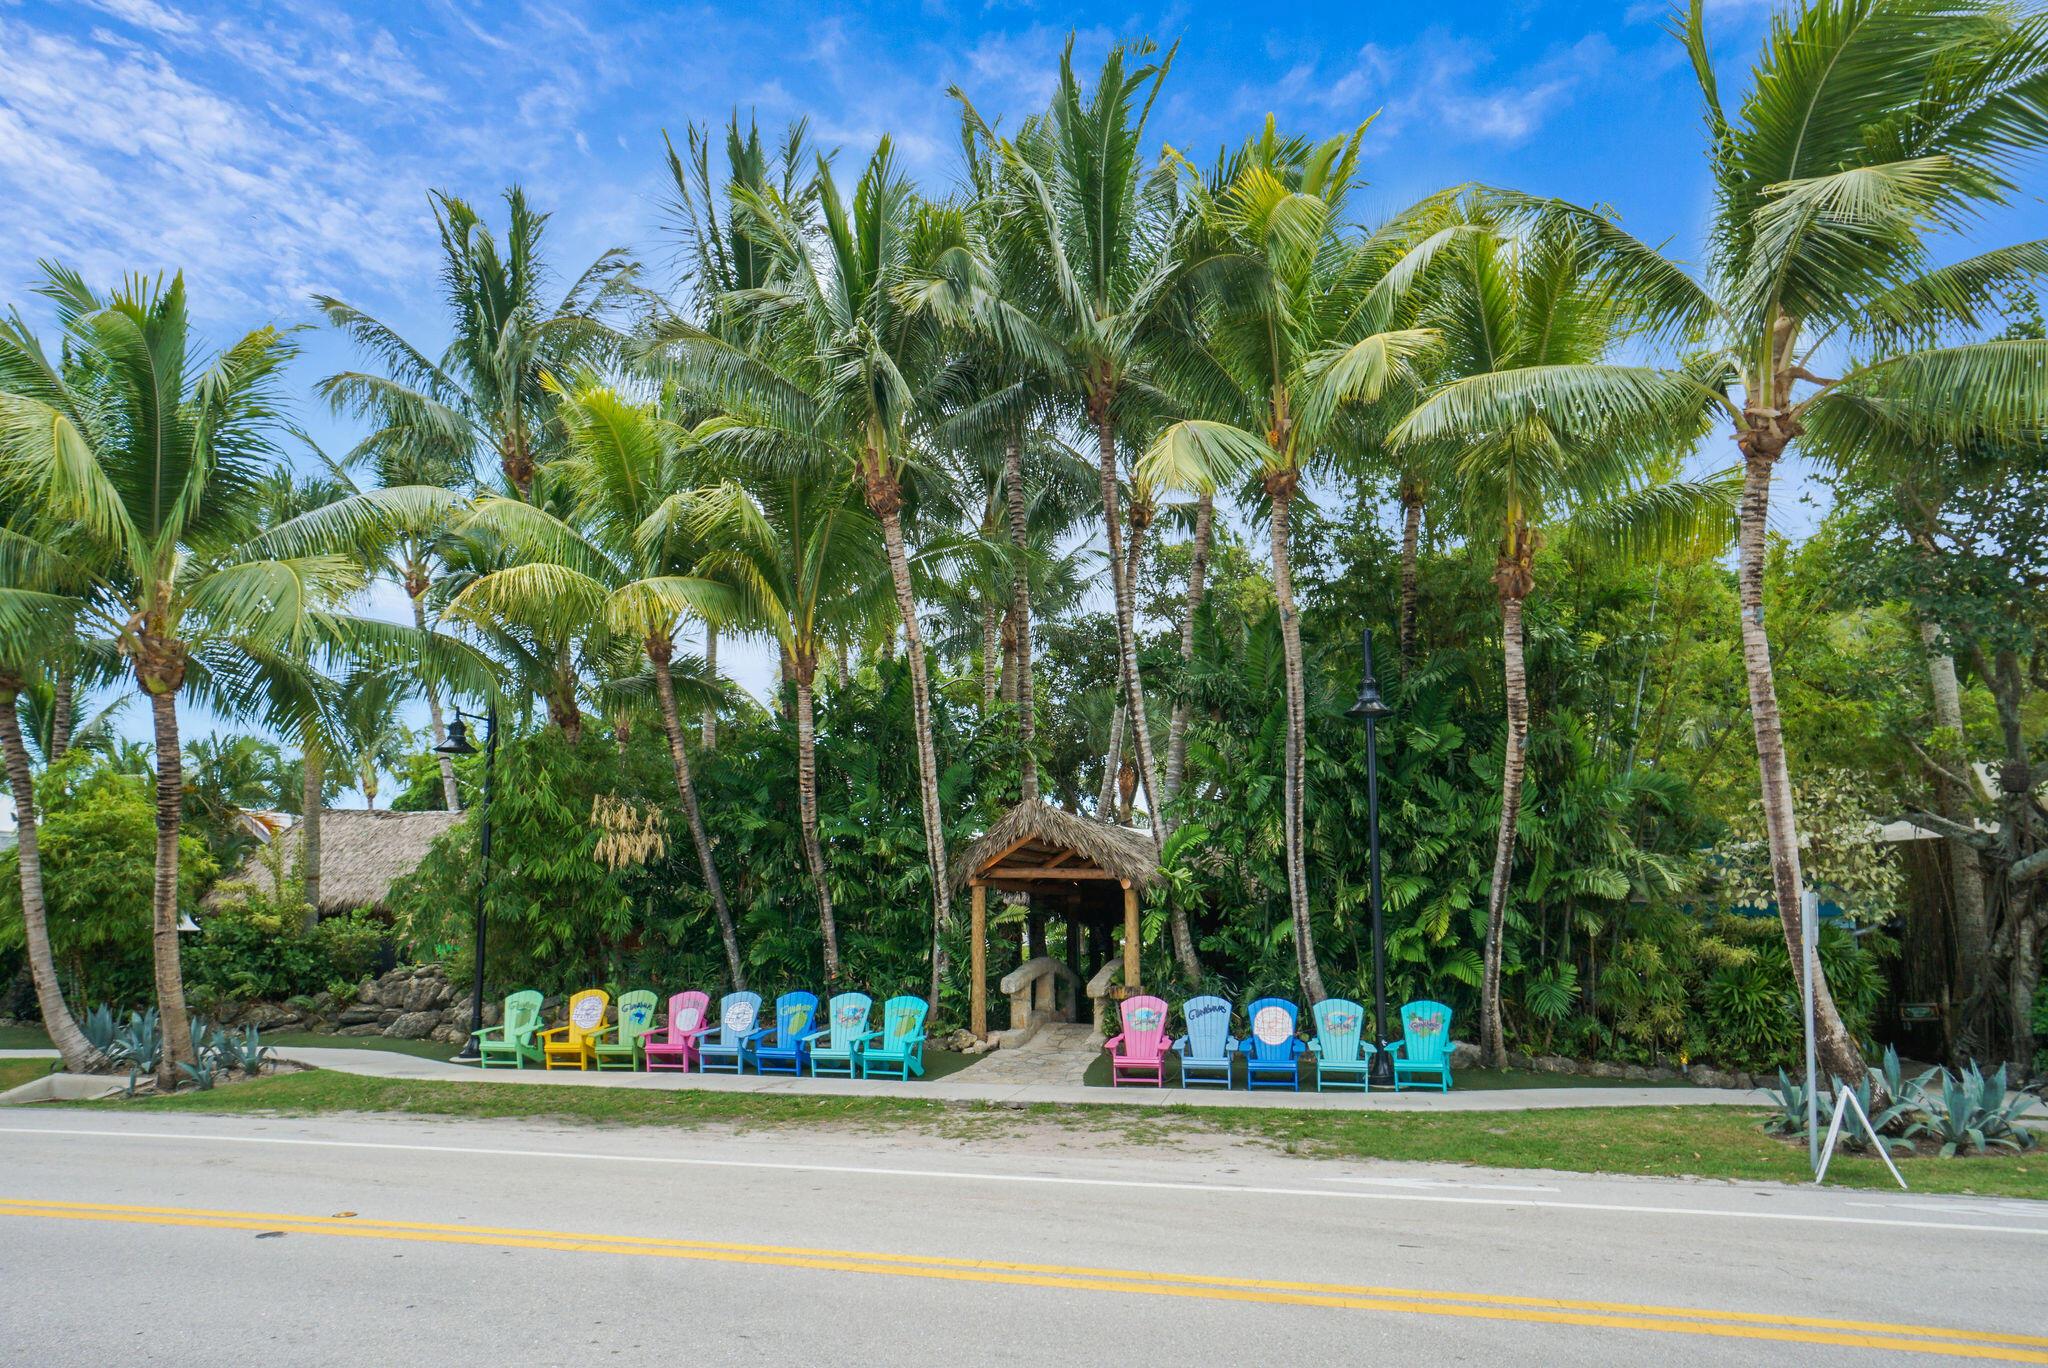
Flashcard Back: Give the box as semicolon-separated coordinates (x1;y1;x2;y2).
1391;999;1454;1091
804;992;873;1078
1241;997;1307;1090
689;991;763;1074
1105;994;1171;1086
857;996;928;1080
592;989;659;1070
746;991;819;1075
471;989;544;1069
1308;997;1375;1092
1172;994;1236;1088
642;990;709;1072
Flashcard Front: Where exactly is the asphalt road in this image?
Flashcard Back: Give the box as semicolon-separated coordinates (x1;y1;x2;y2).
2;1112;2044;1366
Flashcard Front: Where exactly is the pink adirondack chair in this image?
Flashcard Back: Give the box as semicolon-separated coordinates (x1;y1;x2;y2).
1105;994;1171;1086
642;990;710;1072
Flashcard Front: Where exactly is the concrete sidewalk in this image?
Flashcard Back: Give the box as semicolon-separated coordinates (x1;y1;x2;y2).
4;1044;1768;1111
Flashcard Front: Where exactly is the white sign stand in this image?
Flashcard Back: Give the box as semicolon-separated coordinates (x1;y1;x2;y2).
1803;889;1908;1190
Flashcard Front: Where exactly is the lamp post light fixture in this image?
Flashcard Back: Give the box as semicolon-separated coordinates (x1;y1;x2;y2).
437;706;497;1063
1346;628;1397;1090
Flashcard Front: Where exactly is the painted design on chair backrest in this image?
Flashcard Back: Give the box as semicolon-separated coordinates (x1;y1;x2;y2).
827;993;873;1050
664;991;708;1044
565;989;609;1043
1180;995;1233;1060
878;996;927;1047
616;990;658;1043
1313;998;1366;1063
1118;995;1169;1058
1244;999;1300;1061
504;991;543;1039
716;991;762;1046
1400;1000;1453;1066
771;992;818;1046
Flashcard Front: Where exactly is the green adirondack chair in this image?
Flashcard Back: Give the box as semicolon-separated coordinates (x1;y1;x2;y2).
592;989;659;1071
471;990;544;1069
856;996;929;1080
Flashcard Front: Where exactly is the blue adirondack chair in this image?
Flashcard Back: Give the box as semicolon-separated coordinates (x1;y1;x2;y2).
689;991;762;1074
804;992;873;1078
1171;994;1236;1088
1308;997;1375;1092
746;991;819;1075
1391;999;1454;1091
857;996;929;1080
1241;997;1307;1090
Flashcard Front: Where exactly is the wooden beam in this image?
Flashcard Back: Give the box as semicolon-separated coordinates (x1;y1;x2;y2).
970;883;988;1040
983;865;1120;880
1122;883;1140;993
972;834;1037;877
1041;849;1077;869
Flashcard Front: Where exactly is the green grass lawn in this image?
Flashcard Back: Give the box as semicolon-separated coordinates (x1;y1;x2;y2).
47;1066;2045;1200
0;1026;53;1051
0;1058;56;1092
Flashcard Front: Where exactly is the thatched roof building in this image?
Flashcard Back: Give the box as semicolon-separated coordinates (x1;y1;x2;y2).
949;800;1159;893
215;809;462;914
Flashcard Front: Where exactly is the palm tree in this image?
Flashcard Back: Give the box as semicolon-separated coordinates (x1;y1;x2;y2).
447;387;747;988
0;268;472;1086
316;187;639;502
652;140;969;1011
1141;125;1444;999
1463;0;2048;1082
1391;214;1733;1066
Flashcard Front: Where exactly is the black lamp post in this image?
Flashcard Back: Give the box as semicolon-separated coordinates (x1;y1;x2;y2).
1346;628;1397;1089
437;706;497;1062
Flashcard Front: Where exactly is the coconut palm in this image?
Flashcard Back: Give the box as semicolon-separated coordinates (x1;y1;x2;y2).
1456;0;2048;1081
0;268;485;1086
1140;125;1447;999
649;139;969;1011
1390;213;1734;1066
315;187;639;502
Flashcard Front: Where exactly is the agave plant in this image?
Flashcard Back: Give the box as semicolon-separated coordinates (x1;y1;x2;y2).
217;1025;274;1075
1925;1063;2040;1158
107;1008;162;1073
81;1003;120;1056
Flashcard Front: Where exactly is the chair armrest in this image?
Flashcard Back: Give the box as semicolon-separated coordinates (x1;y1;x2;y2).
682;1024;718;1043
847;1030;883;1046
469;1025;502;1042
799;1028;830;1044
1169;1035;1187;1052
1307;1040;1324;1056
1386;1041;1407;1059
537;1025;570;1044
587;1023;620;1044
1103;1033;1126;1053
740;1027;771;1047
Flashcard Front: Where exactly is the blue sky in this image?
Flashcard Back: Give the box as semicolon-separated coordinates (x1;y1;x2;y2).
2;0;2041;799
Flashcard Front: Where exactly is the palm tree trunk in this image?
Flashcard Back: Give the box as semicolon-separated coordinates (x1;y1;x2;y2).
1268;477;1327;1003
1988;649;2040;1071
701;625;719;751
49;666;74;762
651;646;745;990
300;737;323;934
1481;591;1529;1068
793;671;839;981
869;486;953;1016
1736;445;1865;1085
1093;413;1164;850
1921;622;1991;1058
411;593;461;811
1004;428;1037;803
1099;702;1125;815
0;687;100;1071
1164;490;1214;804
1398;483;1424;661
980;601;1000;712
147;688;196;1088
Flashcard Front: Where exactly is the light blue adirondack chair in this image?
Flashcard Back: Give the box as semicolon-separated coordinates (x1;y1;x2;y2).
1241;997;1307;1090
688;991;762;1074
857;996;928;1080
804;992;873;1078
746;991;819;1075
1172;994;1236;1088
1391;999;1454;1092
1309;997;1375;1092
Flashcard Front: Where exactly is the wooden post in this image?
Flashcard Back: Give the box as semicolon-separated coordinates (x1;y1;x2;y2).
970;882;987;1040
1122;880;1140;992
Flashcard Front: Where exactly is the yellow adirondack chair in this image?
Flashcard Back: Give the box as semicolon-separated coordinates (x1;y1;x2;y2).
540;989;609;1070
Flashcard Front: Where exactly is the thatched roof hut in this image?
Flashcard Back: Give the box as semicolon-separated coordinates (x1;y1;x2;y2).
950;800;1159;893
215;809;462;914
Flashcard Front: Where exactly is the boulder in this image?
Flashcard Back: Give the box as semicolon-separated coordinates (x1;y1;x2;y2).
335;1023;385;1037
337;1004;386;1027
1531;1054;1579;1075
1450;1042;1483;1070
384;1011;441;1040
1585;1060;1629;1079
402;976;450;1014
429;1023;466;1045
238;1003;302;1032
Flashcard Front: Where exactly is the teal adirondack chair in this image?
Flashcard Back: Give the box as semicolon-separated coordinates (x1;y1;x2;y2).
857;996;928;1080
805;992;872;1078
471;989;543;1068
690;991;763;1074
1391;999;1454;1091
1172;994;1236;1088
1308;997;1375;1092
592;989;659;1070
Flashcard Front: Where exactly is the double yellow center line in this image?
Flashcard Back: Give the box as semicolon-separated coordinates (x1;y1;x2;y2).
4;1196;2043;1361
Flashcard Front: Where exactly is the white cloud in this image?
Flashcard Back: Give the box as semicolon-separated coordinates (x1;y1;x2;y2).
78;0;196;37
